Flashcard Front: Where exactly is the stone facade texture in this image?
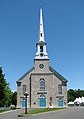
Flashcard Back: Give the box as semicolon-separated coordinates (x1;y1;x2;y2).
17;59;68;108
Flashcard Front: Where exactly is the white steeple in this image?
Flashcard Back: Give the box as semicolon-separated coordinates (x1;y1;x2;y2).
35;8;49;60
39;8;45;42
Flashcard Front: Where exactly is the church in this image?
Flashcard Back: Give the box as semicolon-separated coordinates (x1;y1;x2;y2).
16;8;68;108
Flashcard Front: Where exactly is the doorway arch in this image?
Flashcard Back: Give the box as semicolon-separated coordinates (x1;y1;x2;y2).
39;95;46;107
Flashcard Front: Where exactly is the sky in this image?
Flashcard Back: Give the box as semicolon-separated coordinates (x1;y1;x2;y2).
0;0;84;91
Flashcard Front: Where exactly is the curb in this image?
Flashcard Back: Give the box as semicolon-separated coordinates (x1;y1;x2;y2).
0;109;20;115
18;114;31;117
18;108;67;117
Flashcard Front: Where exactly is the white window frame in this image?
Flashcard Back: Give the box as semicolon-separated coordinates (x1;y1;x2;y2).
58;84;62;94
40;79;45;90
22;85;26;94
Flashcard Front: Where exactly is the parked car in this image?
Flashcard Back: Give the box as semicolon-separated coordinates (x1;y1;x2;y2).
10;105;16;110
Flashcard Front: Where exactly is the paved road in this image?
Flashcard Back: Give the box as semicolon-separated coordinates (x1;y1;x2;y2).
0;107;84;119
0;109;23;119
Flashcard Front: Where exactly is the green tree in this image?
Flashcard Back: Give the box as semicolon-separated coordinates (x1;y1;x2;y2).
11;91;17;106
81;90;84;97
0;67;12;107
0;67;7;106
67;89;84;102
4;84;12;107
67;89;75;102
77;89;82;97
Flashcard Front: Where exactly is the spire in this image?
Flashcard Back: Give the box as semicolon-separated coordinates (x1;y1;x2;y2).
39;8;45;42
35;8;49;60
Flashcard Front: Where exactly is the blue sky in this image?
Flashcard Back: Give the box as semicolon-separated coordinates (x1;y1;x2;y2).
0;0;84;91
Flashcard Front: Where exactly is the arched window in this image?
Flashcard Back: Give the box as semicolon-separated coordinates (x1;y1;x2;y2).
40;79;45;90
40;46;43;52
40;95;45;98
22;85;26;94
58;84;62;94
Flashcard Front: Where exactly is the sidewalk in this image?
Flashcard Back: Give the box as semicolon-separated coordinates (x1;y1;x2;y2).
0;109;22;115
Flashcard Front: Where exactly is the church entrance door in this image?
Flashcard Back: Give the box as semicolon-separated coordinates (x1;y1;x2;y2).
39;95;46;107
22;99;26;108
58;99;63;107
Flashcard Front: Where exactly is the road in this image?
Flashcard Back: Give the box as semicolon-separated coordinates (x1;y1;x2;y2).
0;107;84;119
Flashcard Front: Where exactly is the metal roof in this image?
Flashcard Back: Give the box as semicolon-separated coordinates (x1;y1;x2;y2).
49;66;68;82
16;66;68;83
16;67;34;83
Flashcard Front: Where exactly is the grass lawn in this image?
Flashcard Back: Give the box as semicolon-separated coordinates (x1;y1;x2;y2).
0;109;10;113
27;108;66;115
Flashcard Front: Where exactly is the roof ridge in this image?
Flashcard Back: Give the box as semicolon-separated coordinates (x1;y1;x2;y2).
16;67;34;82
49;66;68;82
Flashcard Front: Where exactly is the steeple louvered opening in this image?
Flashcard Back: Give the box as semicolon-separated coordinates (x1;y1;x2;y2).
40;45;43;52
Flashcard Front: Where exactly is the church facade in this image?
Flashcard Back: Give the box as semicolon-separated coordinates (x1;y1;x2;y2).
16;8;68;108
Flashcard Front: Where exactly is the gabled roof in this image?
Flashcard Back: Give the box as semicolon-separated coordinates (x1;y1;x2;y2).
49;66;68;82
16;67;34;83
16;66;68;83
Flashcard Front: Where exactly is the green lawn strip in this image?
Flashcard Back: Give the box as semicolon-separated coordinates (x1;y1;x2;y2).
0;109;11;113
27;108;65;115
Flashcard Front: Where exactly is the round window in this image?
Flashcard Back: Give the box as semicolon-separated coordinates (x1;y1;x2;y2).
39;64;44;68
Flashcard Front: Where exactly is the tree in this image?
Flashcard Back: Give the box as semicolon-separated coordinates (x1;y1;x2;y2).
67;89;75;102
11;91;17;106
0;67;12;107
4;84;12;107
0;67;7;106
67;89;84;102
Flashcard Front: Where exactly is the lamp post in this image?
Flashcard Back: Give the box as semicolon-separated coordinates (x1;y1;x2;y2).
24;91;29;114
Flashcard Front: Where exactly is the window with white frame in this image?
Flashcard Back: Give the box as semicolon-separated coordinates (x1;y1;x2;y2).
40;79;45;90
58;84;62;94
22;85;26;94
